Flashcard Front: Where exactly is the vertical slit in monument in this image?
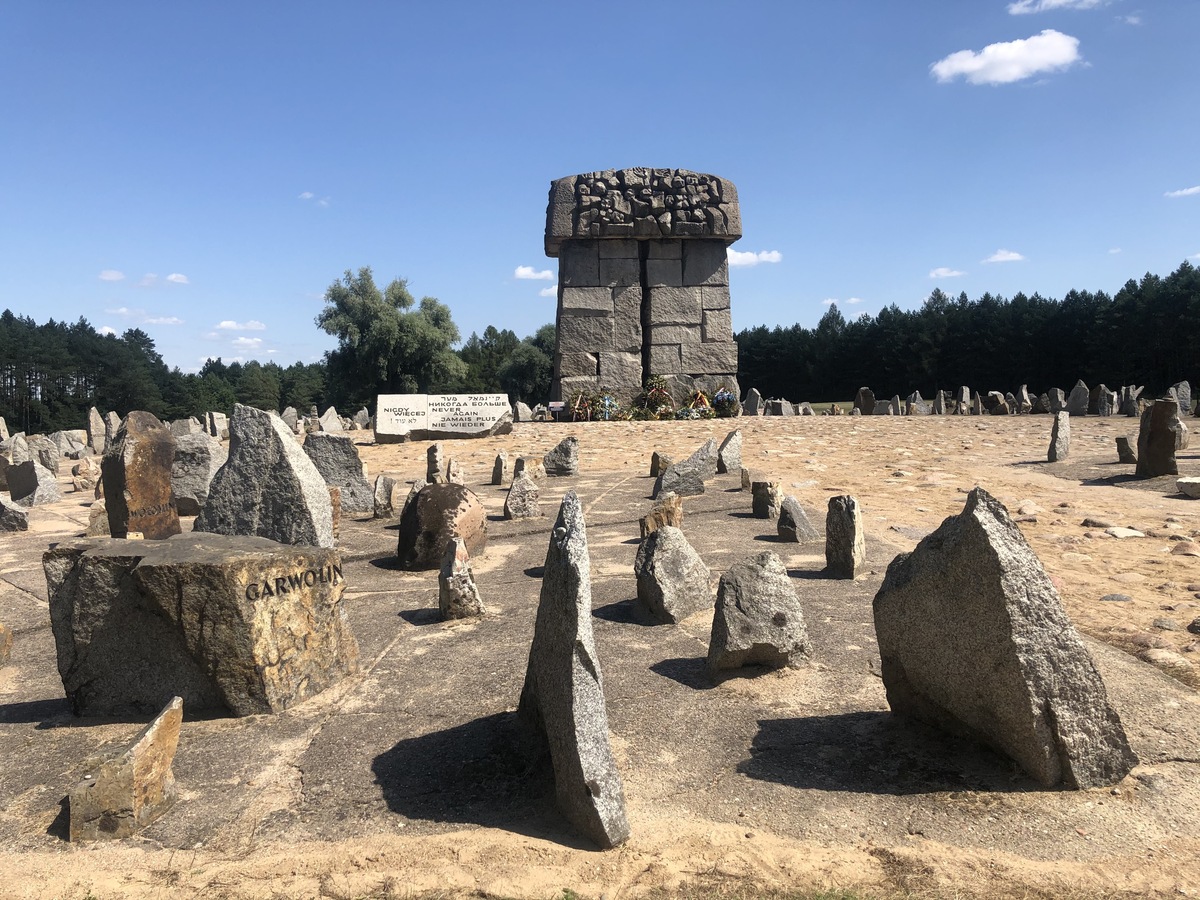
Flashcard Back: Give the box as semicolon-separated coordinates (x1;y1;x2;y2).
639;241;651;385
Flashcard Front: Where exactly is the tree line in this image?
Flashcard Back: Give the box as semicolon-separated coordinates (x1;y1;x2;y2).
5;260;1197;435
736;261;1200;403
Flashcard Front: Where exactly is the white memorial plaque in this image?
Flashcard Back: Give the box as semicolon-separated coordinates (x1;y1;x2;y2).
375;393;513;442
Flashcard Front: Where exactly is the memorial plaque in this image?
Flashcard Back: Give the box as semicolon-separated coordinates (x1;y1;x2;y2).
375;394;513;443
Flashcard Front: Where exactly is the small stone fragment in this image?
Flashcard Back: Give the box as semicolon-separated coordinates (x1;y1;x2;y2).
751;479;782;519
778;496;819;542
439;537;483;620
1116;436;1137;464
707;551;811;674
504;472;542;519
825;495;865;579
543;436;580;476
634;525;712;624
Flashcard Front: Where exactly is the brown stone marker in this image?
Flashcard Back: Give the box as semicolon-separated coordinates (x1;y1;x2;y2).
101;411;181;539
0;622;11;666
69;696;183;841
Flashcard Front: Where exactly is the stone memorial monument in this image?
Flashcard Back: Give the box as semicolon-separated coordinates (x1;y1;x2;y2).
375;393;513;443
545;167;742;403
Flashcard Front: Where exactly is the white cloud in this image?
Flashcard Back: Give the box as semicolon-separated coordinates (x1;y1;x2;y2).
317;197;330;208
106;306;135;316
232;337;263;350
1190;251;1200;260
983;249;1026;263
539;285;558;298
1109;247;1122;254
727;249;783;267
1119;14;1141;25
166;273;189;284
822;298;838;305
1008;0;1105;13
515;265;554;281
299;191;314;200
98;269;125;282
138;273;159;287
1165;185;1200;198
846;297;863;304
99;325;117;336
215;319;267;331
144;316;184;326
930;267;966;279
822;297;863;306
931;29;1081;85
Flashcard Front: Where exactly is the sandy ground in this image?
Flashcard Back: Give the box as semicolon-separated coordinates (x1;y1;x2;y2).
2;412;1200;900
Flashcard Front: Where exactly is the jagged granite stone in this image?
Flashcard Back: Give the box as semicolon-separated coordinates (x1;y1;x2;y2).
101;411;181;540
751;478;782;519
205;411;228;440
716;429;742;475
1048;388;1066;414
439;537;483;620
45;533;359;717
396;483;487;570
373;474;398;519
640;491;683;539
1048;411;1070;462
1066;380;1090;416
281;407;299;430
854;387;876;416
513;401;534;422
8;459;62;507
872;487;1137;788
742;388;764;416
25;433;61;475
318;406;344;432
303;433;373;513
707;551;811;673
491;451;510;486
634;525;712;624
649;451;673;477
50;429;88;460
0;497;29;531
194;404;334;548
517;491;630;849
778;496;819;542
69;696;183;841
427;443;446;483
171;433;227;517
504;472;542;519
543;436;580;476
825;495;865;579
1116;436;1137;465
1171;381;1192;417
513;457;546;480
1136;399;1183;478
87;407;105;453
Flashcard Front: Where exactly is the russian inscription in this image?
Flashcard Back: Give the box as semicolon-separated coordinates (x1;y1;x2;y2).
375;394;513;443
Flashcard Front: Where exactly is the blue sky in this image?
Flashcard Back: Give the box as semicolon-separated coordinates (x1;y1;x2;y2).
2;1;1197;372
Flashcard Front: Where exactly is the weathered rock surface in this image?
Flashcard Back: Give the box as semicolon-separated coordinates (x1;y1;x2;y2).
778;496;819;542
8;459;62;507
45;533;359;716
640;491;683;539
426;443;446;483
69;696;183;841
491;451;510;486
517;491;630;849
707;551;811;673
0;621;10;666
1136;399;1182;478
652;461;705;499
171;433;227;517
513;457;546;480
1066;380;1090;416
396;483;488;569
1116;436;1137;465
194;404;334;549
825;495;865;579
303;433;373;513
742;388;764;416
634;525;712;624
87;407;105;453
854;387;876;416
649;451;672;477
872;487;1138;788
318;406;344;432
1178;477;1200;499
0;497;29;531
751;478;782;519
716;429;742;475
439;537;483;620
101;411;181;540
543;436;580;476
503;472;541;519
50;429;88;460
205;411;228;440
1048;411;1070;462
373;474;398;519
25;433;61;475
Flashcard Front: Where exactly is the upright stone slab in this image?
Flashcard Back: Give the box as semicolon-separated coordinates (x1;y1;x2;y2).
194;404;334;548
634;525;712;624
171;433;227;517
169;417;203;437
439;537;483;620
504;472;542;519
45;533;359;716
778;496;819;542
514;457;546;480
376;393;513;442
50;430;88;460
517;491;630;848
1097;388;1118;417
649;451;672;477
853;387;876;416
513;401;534;422
303;433;373;513
1172;381;1192;417
1048;411;1070;462
932;391;946;415
1048;388;1066;414
26;434;61;475
205;411;228;440
69;697;183;841
716;429;742;475
543;436;580;476
1136;399;1183;478
743;388;764;416
1121;386;1143;417
1066;380;1090;416
491;451;510;485
826;495;865;579
7;460;61;507
104;411;122;451
373;474;398;519
1116;436;1137;464
751;478;782;519
707;551;811;673
318;406;344;432
652;460;705;499
872;488;1137;788
281;407;299;430
396;483;488;569
640;491;683;539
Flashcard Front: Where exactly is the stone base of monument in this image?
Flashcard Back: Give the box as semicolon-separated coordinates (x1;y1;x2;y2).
44;533;360;717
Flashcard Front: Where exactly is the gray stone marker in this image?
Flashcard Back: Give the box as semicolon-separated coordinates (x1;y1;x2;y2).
396;483;488;570
751;478;782;519
69;696;183;841
439;537;483;620
1121;385;1143;417
873;400;893;416
45;533;360;717
1116;436;1137;465
353;407;370;429
8;459;62;507
0;496;29;531
517;491;630;849
303;432;373;513
872;487;1137;788
1066;380;1090;416
1048;388;1066;414
652;460;704;499
1048;411;1070;462
932;391;946;415
446;457;465;485
1171;380;1192;417
707;551;811;674
545;168;741;404
104;411;122;450
0;621;10;665
640;491;683;539
318;406;344;432
194;404;334;548
543;436;580;476
427;442;446;483
634;525;712;624
503;472;542;519
743;388;764;416
825;495;865;579
0;453;8;491
853;387;876;416
0;414;7;443
50;429;88;460
1136;398;1183;478
1097;388;1118;417
26;433;61;475
514;457;546;480
491;451;510;486
778;496;819;542
281;407;299;430
171;433;227;517
205;411;228;440
649;451;672;477
513;401;534;422
373;474;398;519
716;429;742;474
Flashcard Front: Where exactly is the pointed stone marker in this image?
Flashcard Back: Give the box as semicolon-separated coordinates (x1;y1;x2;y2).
1048;411;1070;462
439;537;483;619
872;488;1137;788
825;495;865;578
543;436;580;476
504;471;542;519
491;451;510;486
517;491;630;848
707;551;811;673
716;429;742;474
634;525;712;624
